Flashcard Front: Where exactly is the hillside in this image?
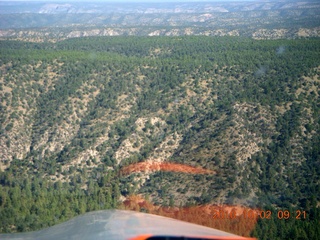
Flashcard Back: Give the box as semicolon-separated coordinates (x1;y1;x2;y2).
0;36;319;239
0;1;320;41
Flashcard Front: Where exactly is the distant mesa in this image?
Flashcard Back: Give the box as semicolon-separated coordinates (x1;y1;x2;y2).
39;4;75;14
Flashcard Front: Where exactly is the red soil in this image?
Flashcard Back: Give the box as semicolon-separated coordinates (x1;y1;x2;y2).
120;163;257;236
121;161;215;175
121;195;259;237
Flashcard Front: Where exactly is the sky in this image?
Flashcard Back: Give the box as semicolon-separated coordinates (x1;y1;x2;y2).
0;0;256;2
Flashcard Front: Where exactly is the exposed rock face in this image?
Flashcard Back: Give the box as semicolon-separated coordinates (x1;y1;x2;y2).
1;26;319;42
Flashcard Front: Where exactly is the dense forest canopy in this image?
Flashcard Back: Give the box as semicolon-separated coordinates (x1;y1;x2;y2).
0;36;319;239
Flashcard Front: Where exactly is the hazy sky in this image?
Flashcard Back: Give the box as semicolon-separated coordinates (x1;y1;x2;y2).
1;0;256;2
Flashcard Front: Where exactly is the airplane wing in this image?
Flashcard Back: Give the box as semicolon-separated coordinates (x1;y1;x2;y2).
0;210;256;240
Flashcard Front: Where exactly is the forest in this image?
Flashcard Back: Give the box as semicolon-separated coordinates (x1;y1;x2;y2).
0;36;319;239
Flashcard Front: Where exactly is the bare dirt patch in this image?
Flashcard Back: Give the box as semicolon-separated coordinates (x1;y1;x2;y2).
121;161;215;175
